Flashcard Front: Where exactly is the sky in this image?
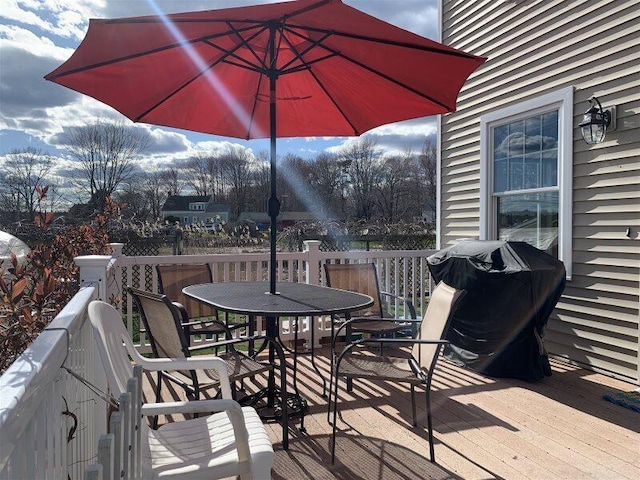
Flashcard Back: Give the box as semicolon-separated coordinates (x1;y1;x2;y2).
0;0;440;204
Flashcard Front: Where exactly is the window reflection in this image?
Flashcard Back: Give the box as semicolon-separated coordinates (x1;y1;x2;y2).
493;112;558;193
497;192;559;257
492;110;560;257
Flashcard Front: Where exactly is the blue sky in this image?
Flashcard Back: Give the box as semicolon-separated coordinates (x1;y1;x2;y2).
0;0;440;202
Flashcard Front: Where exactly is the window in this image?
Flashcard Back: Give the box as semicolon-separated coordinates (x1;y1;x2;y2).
190;203;205;211
480;87;573;278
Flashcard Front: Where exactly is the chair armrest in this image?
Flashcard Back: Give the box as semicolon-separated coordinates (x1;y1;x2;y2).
333;316;400;342
360;338;449;347
380;291;417;319
340;337;449;358
187;334;268;353
128;353;234;399
137;355;228;373
141;398;241;416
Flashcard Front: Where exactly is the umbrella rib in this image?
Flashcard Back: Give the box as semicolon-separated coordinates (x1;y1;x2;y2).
133;27;267;122
225;21;273;138
278;31;335;73
284;26;451;111
45;24;262;79
282;31;359;135
287;23;481;61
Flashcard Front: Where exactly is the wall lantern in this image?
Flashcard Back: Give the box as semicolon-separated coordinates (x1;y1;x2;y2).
578;96;616;145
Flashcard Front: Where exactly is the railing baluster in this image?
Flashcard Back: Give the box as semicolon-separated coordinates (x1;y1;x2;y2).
110;411;124;480
84;463;103;480
129;366;143;480
118;392;131;478
97;434;114;480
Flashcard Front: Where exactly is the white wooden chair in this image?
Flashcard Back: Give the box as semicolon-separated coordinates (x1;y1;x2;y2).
88;300;274;480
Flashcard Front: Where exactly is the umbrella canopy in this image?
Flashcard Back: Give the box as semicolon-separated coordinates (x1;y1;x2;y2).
45;0;485;293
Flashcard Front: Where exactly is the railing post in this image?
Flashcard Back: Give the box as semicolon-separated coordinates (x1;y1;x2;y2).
303;240;322;286
110;244;124;310
75;255;112;301
303;240;323;348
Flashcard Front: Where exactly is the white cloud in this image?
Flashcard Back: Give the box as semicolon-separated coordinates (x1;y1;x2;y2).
368;117;437;137
0;24;73;59
0;0;104;41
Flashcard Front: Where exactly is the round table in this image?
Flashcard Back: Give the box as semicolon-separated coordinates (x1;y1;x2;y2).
183;281;373;445
183;281;373;318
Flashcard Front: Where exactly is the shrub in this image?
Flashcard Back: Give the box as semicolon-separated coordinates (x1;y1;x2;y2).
0;188;115;374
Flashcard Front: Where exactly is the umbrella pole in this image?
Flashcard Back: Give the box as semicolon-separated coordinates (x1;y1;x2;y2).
267;73;280;295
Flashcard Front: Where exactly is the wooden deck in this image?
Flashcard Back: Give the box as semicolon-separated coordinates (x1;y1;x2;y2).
146;347;640;480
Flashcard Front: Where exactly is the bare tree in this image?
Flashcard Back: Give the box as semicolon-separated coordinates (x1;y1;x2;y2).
278;154;313;211
306;152;345;219
0;148;58;220
416;139;437;222
339;137;383;221
377;151;417;222
248;151;270;213
159;167;182;196
116;181;151;221
184;153;221;197
64;118;149;210
219;145;254;218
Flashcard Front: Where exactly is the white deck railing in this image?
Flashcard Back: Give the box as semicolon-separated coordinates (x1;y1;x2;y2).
0;255;118;480
0;243;436;479
118;240;437;348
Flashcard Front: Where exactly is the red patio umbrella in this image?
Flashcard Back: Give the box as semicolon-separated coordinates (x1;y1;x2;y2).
45;0;485;295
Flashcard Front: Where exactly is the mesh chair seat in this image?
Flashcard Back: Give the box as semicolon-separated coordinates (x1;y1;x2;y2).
344;318;409;334
203;352;271;383
338;354;422;384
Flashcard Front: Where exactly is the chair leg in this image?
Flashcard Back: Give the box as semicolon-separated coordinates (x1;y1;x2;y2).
153;372;163;429
410;385;417;427
327;362;334;424
330;371;343;464
425;388;435;462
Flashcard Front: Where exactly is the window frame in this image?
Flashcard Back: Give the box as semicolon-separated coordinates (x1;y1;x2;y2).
479;87;573;279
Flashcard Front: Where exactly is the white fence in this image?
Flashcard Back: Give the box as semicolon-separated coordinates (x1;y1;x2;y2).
84;367;143;480
0;243;436;479
0;256;118;480
118;240;437;348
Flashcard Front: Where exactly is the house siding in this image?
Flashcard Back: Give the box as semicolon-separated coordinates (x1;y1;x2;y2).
439;0;640;382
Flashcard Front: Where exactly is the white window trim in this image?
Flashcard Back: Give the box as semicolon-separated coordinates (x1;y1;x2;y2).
479;86;573;279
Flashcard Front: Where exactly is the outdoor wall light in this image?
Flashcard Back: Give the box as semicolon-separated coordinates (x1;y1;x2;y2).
579;96;616;145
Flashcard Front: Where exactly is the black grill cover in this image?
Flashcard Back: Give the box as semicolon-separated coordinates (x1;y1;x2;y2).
427;240;566;381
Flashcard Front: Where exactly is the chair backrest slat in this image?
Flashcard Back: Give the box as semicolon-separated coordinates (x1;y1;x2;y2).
413;282;464;371
324;263;384;317
157;264;215;319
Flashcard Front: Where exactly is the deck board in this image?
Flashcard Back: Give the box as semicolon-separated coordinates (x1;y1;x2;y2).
144;348;640;479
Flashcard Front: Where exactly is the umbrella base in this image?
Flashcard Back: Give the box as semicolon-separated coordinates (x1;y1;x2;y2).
239;387;308;432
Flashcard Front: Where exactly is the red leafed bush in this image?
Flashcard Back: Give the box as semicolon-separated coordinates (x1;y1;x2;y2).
0;189;116;374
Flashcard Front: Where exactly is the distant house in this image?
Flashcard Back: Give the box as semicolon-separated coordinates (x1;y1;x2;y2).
438;0;639;382
161;195;230;226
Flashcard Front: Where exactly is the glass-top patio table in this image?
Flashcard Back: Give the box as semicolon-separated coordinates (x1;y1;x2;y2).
183;281;373;446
